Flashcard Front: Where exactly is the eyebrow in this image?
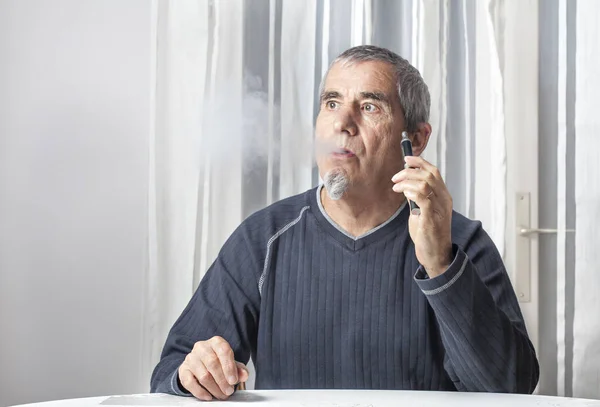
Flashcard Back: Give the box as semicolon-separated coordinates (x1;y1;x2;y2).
320;90;342;103
360;91;390;104
319;89;391;105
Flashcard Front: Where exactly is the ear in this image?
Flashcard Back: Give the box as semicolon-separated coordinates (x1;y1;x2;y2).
409;122;431;157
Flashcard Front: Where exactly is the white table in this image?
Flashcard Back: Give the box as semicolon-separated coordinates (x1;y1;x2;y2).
11;390;600;407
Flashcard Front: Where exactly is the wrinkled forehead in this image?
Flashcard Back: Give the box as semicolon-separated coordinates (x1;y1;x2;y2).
321;59;399;99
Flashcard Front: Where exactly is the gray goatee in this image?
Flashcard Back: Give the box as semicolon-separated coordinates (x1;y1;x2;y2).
323;169;349;201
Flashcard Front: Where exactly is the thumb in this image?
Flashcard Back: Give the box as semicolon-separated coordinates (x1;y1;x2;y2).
407;212;418;240
236;362;249;382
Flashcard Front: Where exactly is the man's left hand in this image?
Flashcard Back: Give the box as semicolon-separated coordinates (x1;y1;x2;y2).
391;155;453;278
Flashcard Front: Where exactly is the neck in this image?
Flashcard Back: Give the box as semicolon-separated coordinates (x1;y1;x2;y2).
320;182;406;237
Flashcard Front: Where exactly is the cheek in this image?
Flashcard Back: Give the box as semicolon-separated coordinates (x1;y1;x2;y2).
362;125;404;169
382;141;404;171
363;122;395;151
315;110;332;131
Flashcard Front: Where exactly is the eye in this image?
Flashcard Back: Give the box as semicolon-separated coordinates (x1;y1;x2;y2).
327;101;338;110
363;103;378;113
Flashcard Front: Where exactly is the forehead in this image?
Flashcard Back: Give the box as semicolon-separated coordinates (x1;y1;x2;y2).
323;60;397;94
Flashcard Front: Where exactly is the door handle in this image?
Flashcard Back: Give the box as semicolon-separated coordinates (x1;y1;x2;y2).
514;193;576;303
519;228;575;237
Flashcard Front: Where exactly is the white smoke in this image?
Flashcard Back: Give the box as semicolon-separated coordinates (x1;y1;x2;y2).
197;74;317;189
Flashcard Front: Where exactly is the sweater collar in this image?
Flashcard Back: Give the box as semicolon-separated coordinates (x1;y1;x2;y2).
310;184;408;250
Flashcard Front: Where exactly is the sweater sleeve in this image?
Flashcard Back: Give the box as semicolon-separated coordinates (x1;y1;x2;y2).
414;227;539;393
150;226;261;395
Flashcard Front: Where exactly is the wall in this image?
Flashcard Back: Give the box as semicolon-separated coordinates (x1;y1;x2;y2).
0;1;152;406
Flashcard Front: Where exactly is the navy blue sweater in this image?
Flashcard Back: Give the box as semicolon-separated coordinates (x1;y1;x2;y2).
151;186;539;394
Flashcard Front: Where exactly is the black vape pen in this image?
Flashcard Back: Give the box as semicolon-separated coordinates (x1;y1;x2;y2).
401;131;421;215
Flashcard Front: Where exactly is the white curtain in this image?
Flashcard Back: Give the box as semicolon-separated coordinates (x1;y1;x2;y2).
540;0;600;399
573;0;600;399
143;0;600;397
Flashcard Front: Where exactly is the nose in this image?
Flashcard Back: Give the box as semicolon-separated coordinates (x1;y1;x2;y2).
333;106;358;137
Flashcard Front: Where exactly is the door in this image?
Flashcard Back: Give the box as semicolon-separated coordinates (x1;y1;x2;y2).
498;0;540;352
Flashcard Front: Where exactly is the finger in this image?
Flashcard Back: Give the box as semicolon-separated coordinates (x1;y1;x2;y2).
392;167;440;189
404;156;443;180
236;362;249;383
191;358;230;400
402;189;435;214
212;337;238;385
201;348;235;398
392;179;434;199
179;367;213;401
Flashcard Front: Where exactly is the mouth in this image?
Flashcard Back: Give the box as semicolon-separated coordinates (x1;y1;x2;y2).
331;147;356;158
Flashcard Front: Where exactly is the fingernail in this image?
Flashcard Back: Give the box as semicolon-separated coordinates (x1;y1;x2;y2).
225;386;234;396
228;376;237;385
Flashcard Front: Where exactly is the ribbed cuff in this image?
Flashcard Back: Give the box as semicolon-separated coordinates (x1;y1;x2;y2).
414;245;468;296
169;368;192;397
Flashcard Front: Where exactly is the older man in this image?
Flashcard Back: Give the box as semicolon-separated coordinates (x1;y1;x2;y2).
150;45;539;400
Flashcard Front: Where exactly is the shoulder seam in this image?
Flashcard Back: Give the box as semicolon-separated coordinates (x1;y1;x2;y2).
258;206;310;295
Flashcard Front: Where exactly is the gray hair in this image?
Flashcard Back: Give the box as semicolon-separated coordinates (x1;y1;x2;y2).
321;45;430;132
323;168;349;200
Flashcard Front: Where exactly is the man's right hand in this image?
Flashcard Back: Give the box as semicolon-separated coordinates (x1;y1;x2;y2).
178;336;249;401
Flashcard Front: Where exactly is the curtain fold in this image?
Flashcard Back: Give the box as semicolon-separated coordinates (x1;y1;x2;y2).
556;0;568;396
573;0;600;399
279;1;317;198
143;0;209;382
473;0;506;257
411;0;449;177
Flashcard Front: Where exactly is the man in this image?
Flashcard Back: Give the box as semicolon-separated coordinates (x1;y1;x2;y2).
150;45;539;401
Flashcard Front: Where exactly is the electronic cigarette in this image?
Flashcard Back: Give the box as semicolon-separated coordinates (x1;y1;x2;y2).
401;131;421;215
